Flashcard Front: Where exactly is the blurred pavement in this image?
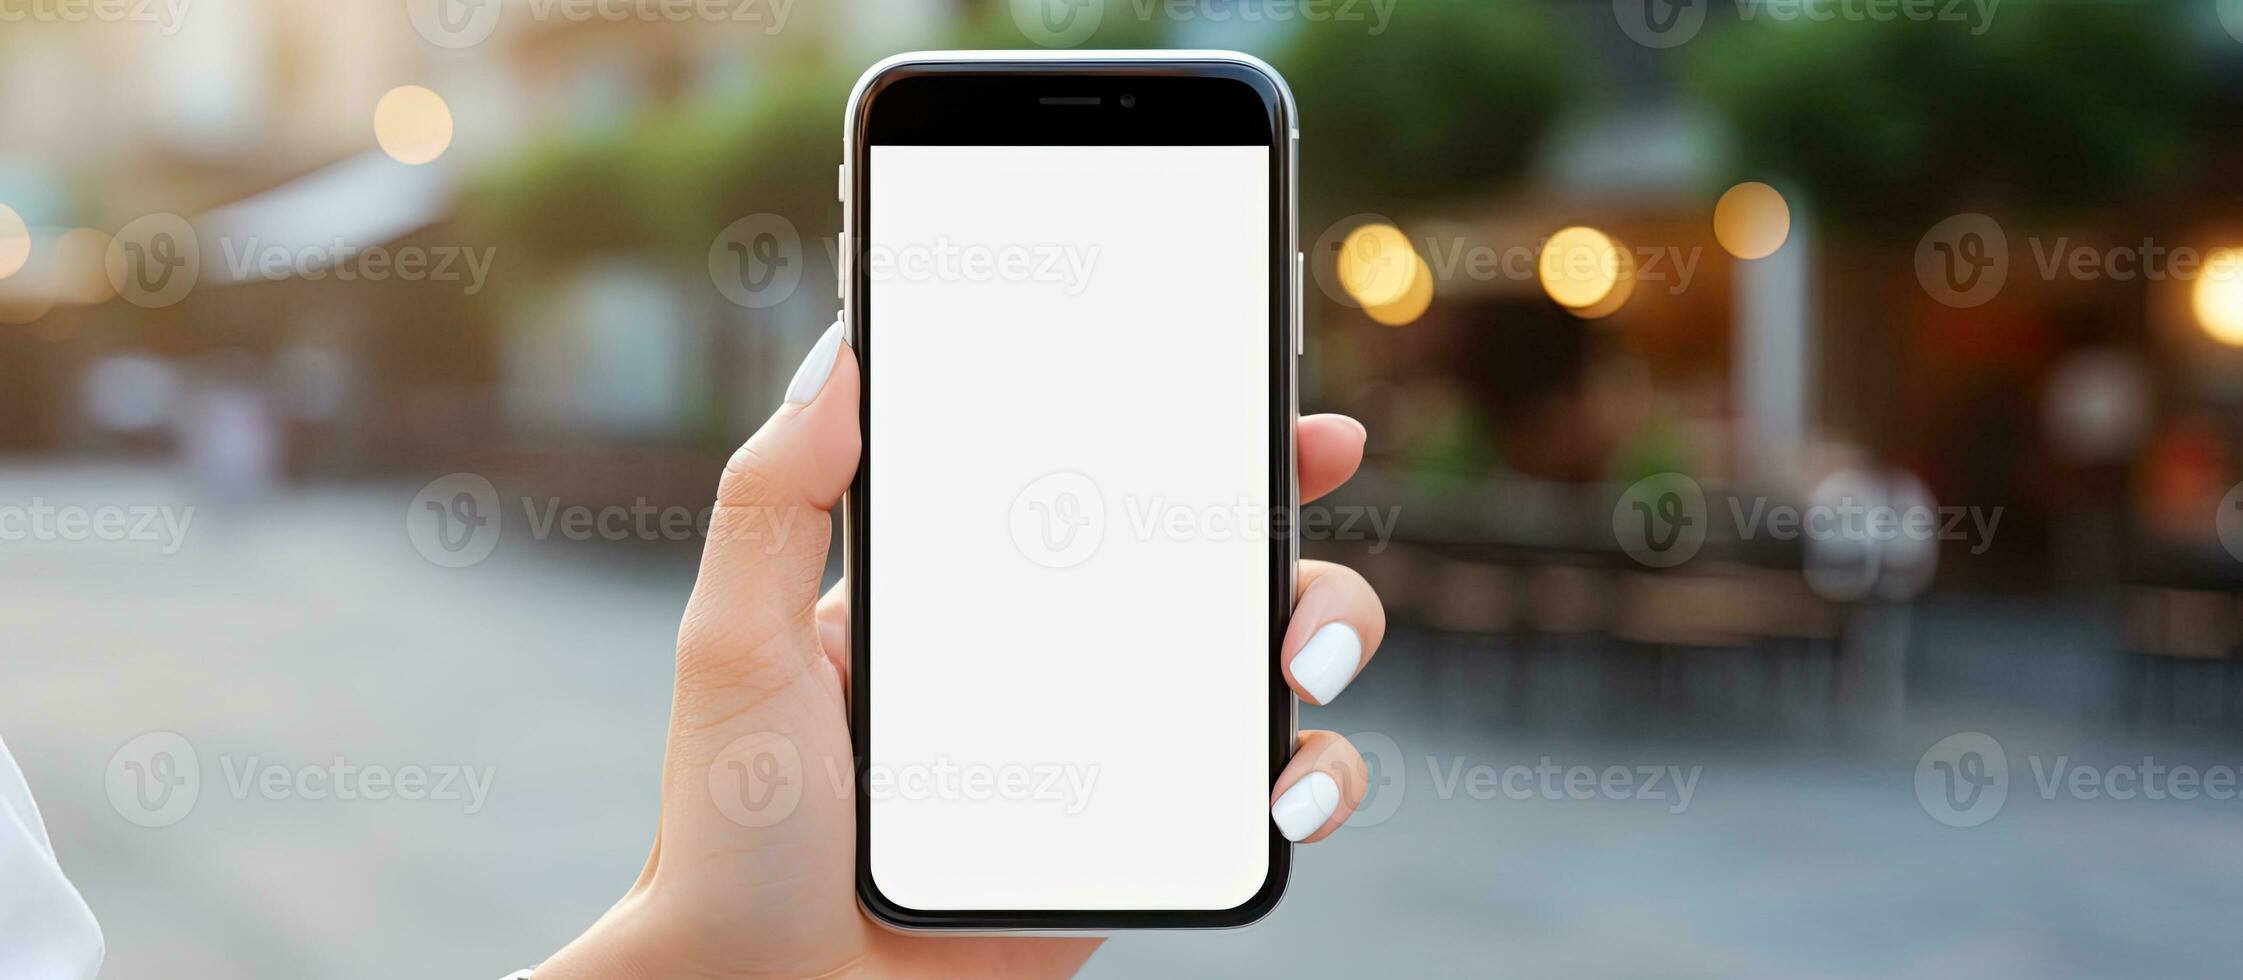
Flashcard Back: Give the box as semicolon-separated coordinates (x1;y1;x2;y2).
4;463;2241;978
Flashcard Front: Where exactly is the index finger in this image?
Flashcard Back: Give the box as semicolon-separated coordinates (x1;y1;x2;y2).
1299;413;1366;504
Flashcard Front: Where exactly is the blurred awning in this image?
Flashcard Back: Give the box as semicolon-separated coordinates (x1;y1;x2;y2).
197;150;455;286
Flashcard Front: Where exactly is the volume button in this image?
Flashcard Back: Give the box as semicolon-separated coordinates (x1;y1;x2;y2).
1293;251;1305;357
837;163;846;203
837;230;847;300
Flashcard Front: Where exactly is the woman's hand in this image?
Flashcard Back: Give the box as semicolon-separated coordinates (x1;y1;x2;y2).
537;321;1388;979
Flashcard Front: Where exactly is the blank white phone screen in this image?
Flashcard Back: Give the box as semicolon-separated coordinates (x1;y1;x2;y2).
868;144;1272;911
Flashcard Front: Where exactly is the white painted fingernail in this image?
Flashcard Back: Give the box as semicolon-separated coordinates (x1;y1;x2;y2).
1272;771;1340;842
784;318;845;405
1290;622;1361;705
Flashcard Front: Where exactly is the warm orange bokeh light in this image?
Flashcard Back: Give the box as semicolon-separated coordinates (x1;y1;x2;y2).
1713;181;1791;260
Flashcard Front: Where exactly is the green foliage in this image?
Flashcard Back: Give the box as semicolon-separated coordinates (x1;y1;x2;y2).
459;61;851;296
1281;2;1578;213
1686;3;2202;231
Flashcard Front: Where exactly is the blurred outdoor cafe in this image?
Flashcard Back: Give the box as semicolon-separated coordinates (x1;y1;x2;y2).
6;0;2243;735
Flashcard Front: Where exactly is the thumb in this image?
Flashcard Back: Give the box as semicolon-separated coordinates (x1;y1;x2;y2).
679;317;858;685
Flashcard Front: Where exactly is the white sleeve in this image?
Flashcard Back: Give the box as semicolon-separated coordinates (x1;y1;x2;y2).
0;737;104;980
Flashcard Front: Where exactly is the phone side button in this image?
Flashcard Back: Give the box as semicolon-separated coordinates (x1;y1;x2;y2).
837;229;848;300
1293;251;1305;357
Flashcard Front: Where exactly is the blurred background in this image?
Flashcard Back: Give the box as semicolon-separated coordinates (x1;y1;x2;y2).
7;0;2243;976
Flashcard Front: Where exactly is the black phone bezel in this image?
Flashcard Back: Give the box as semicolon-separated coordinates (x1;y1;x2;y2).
846;56;1297;932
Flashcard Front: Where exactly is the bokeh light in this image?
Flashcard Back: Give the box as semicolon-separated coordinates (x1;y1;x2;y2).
0;203;28;280
2193;247;2243;346
1335;222;1418;309
374;85;454;165
1538;225;1630;315
1713;181;1791;260
1364;253;1434;327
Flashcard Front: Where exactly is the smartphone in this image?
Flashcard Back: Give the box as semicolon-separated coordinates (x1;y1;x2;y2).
841;51;1300;930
